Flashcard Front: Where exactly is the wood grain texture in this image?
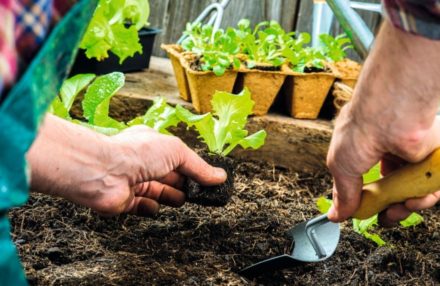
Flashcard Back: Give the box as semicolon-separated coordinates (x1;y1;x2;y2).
148;0;382;61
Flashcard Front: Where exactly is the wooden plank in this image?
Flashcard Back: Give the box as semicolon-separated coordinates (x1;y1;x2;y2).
110;57;333;173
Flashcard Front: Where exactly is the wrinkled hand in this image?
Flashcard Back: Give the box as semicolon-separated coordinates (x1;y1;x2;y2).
326;21;440;225
28;115;227;217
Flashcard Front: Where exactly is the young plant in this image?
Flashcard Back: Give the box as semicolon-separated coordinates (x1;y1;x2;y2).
80;0;150;63
181;23;241;76
175;88;267;156
238;20;286;68
50;72;128;135
318;33;353;62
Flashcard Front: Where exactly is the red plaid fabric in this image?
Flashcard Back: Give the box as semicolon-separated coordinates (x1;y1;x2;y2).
0;0;75;99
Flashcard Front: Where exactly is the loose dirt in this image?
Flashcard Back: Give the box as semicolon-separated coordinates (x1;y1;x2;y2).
10;158;440;285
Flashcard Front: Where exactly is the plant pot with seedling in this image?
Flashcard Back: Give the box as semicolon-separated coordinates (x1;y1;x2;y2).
70;0;156;75
161;44;192;102
176;88;267;206
232;20;287;116
172;22;241;114
280;33;335;119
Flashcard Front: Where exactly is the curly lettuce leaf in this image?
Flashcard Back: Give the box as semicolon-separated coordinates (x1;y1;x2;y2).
80;0;149;63
128;97;180;134
400;212;424;228
49;73;96;119
82;72;126;130
176;88;266;156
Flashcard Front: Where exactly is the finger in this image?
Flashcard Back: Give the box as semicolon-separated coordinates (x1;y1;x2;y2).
177;145;227;186
128;197;161;217
135;181;185;207
405;191;440;211
378;203;412;227
328;175;363;222
157;171;185;189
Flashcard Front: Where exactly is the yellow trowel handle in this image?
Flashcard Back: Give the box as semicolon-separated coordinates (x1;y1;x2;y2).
353;149;440;219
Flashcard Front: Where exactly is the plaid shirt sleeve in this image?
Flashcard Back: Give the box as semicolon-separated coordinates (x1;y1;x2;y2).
383;0;440;39
0;0;75;100
0;0;18;97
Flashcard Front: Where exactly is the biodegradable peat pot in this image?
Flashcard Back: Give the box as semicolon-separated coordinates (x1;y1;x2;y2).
161;44;191;102
282;65;335;119
234;64;286;116
183;60;238;113
328;58;362;88
71;28;160;75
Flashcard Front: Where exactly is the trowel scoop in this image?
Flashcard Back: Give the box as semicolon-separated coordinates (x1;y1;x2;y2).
239;214;339;277
240;148;440;278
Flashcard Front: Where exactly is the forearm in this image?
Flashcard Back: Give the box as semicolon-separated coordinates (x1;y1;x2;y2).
351;20;440;144
26;114;114;197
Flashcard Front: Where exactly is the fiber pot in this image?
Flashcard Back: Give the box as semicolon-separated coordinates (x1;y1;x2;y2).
161;44;191;102
282;65;335;119
328;58;362;89
234;63;286;116
71;27;160;75
182;59;238;113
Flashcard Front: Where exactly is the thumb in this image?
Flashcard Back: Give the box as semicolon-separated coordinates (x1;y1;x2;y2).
177;145;227;186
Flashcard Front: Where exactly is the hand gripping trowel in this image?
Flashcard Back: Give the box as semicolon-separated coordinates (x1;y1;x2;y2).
240;148;440;277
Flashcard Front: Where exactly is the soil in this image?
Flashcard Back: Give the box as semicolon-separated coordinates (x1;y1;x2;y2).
246;62;281;72
9;158;440;286
183;154;235;206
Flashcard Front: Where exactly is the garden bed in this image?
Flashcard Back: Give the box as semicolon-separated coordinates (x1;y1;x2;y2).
10;157;440;285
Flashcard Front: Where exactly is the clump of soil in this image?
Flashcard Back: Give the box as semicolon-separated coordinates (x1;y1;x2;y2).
9;158;440;285
183;154;235;206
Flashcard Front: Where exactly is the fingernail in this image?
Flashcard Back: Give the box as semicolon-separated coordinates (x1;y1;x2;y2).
328;206;336;220
214;167;227;180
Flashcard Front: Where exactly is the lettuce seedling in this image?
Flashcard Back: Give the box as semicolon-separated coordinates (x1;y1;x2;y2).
82;72;127;133
80;0;150;63
239;20;286;68
128;97;180;134
182;22;241;76
50;73;96;120
318;34;353;62
176;88;267;156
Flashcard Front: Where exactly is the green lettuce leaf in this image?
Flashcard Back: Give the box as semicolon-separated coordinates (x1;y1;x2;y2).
128;97;180;134
400;212;424;228
316;196;332;214
80;0;150;63
82;72;126;130
49;73;96;119
176;88;266;156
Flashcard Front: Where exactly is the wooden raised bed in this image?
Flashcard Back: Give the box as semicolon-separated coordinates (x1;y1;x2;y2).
111;56;333;173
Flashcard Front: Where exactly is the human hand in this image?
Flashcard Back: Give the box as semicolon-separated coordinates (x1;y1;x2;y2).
326;21;440;224
28;115;227;217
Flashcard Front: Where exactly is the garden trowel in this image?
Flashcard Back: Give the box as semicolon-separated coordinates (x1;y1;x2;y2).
240;148;440;278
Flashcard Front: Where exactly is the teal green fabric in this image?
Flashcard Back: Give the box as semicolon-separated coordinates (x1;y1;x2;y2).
0;0;97;284
0;216;27;285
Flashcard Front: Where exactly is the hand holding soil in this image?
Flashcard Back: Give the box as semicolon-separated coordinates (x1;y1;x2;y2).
327;21;440;224
27;115;227;217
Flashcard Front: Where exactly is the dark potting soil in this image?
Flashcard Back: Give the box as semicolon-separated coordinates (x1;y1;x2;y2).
183;154;235;206
246;62;281;72
9;158;440;286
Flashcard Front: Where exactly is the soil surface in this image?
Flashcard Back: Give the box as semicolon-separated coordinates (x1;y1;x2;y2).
10;158;440;286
